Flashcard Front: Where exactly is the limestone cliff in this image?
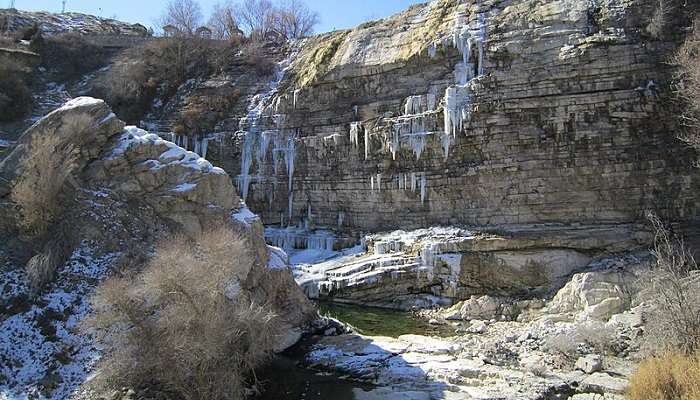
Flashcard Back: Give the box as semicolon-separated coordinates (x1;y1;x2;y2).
201;0;699;233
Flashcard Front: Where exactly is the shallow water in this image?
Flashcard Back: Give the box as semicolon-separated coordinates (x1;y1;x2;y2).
255;336;375;400
255;302;454;399
318;301;454;337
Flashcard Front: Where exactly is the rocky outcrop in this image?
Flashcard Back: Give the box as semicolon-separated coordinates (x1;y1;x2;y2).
0;9;149;37
295;224;651;309
0;97;315;398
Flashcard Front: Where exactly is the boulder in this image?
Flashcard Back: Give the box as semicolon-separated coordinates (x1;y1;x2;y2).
548;270;630;321
576;355;604;374
459;295;504;320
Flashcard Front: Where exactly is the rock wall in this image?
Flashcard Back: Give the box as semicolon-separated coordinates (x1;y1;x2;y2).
206;0;700;233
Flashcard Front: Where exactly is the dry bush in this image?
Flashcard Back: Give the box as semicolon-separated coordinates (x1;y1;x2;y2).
643;213;700;355
241;41;276;75
98;37;232;123
627;352;700;400
32;33;108;80
674;16;700;154
11;124;85;237
544;323;617;363
0;56;33;121
86;227;281;400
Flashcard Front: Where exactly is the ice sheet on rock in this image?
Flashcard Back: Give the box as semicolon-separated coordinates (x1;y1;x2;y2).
171;182;197;192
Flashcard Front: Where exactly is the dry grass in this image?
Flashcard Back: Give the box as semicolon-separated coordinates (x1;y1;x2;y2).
627;353;700;400
11;131;80;237
86;227;281;400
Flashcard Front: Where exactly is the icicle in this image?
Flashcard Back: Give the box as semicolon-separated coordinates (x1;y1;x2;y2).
371;176;375;192
404;173;408;191
420;172;427;204
377;173;382;192
201;138;209;159
404;95;424;115
337;211;345;228
293;89;301;109
389;125;400;160
364;125;370;160
238;131;255;201
428;42;437;59
350;122;362;148
427;93;436;111
411;172;417;192
442;131;452;160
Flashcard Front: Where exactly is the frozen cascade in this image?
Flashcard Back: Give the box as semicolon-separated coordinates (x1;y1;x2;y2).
265;227;336;252
235;47;300;222
441;11;487;143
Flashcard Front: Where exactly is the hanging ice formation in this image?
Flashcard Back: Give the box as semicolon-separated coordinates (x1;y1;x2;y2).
265;227;336;252
441;11;487;144
350;122;362;148
236;49;300;225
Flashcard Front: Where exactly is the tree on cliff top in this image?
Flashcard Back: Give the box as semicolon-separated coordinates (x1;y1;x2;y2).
160;0;203;35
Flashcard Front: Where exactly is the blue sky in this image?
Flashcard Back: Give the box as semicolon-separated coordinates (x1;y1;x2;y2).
10;0;425;33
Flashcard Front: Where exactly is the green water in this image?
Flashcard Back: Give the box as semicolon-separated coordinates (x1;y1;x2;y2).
317;301;454;338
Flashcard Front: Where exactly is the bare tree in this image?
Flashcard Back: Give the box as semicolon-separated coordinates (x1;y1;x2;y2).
160;0;203;35
276;0;319;39
674;16;700;154
208;1;241;40
237;0;277;39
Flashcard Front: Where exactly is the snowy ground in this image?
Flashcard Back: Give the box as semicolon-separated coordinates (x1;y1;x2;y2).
0;244;120;400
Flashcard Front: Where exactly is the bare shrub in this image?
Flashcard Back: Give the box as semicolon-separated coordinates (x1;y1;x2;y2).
26;243;64;292
643;213;700;355
544;323;617;364
0;61;32;121
11;121;87;236
674;16;700;154
86;227;281;400
32;33;108;79
241;41;276;75
627;352;700;400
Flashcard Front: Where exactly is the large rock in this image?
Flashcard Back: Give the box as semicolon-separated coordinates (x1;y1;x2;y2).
547;270;631;321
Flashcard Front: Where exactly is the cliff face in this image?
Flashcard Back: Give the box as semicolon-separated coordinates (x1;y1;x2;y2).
205;0;699;233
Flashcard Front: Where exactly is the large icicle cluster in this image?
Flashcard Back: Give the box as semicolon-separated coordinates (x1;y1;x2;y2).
442;11;487;141
237;50;300;226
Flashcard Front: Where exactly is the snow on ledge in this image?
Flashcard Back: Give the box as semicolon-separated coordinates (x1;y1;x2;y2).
59;96;103;110
108;126;224;175
231;204;260;228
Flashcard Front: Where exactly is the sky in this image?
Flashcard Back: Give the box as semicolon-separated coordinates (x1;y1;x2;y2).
8;0;426;33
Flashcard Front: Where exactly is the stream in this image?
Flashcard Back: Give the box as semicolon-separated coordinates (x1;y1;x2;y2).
255;302;453;399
